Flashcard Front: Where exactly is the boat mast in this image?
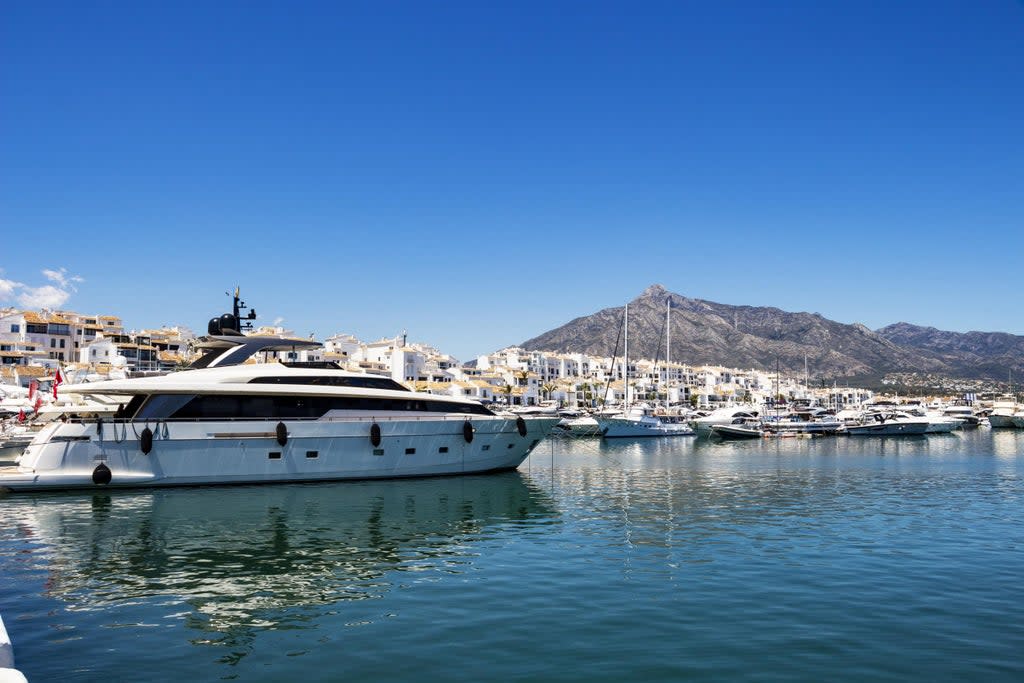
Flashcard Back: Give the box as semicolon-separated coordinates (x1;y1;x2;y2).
618;303;626;409
624;303;629;410
665;297;671;408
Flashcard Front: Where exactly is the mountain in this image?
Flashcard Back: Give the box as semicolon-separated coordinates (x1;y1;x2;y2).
520;285;1021;383
876;323;1024;381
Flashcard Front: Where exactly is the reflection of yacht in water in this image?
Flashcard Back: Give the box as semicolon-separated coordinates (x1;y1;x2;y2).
5;473;556;638
0;292;559;491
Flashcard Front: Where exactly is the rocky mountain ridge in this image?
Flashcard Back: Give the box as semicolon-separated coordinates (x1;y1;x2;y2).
520;285;1023;383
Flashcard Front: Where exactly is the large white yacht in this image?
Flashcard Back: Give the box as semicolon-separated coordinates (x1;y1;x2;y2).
0;305;558;492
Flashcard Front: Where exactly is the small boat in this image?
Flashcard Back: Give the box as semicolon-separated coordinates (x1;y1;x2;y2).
710;418;764;440
986;400;1020;428
693;407;761;437
941;405;981;429
763;408;843;436
0;430;33;465
844;412;929;436
599;404;695;438
554;410;602;437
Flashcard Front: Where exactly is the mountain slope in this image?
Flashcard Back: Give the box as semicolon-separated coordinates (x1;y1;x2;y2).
520;285;1017;382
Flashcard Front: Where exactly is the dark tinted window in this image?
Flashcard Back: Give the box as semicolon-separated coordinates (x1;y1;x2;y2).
164;394;493;419
248;375;409;391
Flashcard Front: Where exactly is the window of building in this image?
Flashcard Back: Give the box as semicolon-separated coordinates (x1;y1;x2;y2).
9;324;19;333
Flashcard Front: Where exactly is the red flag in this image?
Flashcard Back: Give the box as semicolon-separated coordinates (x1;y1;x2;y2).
17;408;25;423
34;395;42;413
52;368;63;399
28;380;37;401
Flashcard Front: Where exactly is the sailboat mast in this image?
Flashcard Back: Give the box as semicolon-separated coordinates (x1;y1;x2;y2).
624;303;629;409
665;298;671;407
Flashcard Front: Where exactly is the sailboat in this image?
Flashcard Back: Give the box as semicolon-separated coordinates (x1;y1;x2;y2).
598;299;695;438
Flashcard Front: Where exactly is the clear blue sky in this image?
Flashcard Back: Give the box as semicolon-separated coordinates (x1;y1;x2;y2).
2;1;1022;360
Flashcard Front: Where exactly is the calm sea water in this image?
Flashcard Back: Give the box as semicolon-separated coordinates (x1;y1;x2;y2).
2;429;1024;682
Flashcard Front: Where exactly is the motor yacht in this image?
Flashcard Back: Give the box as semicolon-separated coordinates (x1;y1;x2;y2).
692;406;760;437
844;411;929;436
941;405;981;429
986;400;1020;428
709;418;764;440
0;311;558;492
553;410;602;437
763;408;843;436
598;404;695;438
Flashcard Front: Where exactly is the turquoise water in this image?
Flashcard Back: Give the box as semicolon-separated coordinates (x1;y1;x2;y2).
2;429;1024;682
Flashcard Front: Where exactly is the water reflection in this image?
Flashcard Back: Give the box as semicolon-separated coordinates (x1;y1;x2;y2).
529;430;1024;565
3;473;556;650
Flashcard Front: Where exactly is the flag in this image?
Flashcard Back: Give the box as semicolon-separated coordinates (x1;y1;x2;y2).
52;367;64;399
17;408;25;423
28;379;37;401
34;395;42;413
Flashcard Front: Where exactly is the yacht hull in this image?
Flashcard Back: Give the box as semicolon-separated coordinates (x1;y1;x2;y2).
0;416;559;492
845;421;929;436
988;414;1019;428
598;417;694;438
709;424;763;439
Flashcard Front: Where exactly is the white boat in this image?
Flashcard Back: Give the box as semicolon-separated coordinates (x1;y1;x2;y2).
844;412;929;436
596;301;695;439
599;404;695;438
900;407;962;433
941;405;981;429
709;419;764;439
0;426;33;465
0;332;559;492
693;407;760;437
764;408;843;436
554;411;602;437
987;401;1020;428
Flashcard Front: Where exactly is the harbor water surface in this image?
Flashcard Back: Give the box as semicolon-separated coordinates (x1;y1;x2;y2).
2;428;1023;681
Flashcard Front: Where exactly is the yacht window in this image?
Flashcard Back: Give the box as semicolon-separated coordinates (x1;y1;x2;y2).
120;394;148;419
248;376;410;391
160;394;494;420
136;394;197;420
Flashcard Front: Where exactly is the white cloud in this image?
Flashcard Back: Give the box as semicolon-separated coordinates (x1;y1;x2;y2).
0;278;23;299
273;317;285;326
42;267;84;290
18;285;71;309
0;267;84;309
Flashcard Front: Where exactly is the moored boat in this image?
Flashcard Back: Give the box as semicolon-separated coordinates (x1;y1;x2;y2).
693;407;760;437
0;301;558;492
599;404;695;438
844;412;929;436
710;419;764;439
986;400;1020;428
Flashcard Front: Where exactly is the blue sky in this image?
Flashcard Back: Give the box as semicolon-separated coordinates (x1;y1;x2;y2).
2;1;1022;360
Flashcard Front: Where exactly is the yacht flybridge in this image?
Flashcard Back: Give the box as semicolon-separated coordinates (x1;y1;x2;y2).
0;296;558;492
